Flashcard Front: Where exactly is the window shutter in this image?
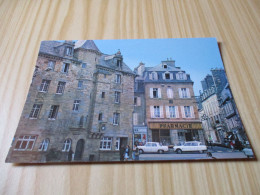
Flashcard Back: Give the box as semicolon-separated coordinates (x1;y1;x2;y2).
155;73;158;80
137;97;141;106
162;73;165;80
187;88;191;98
170;73;173;80
169;88;173;98
158;88;162;98
61;63;65;72
190;106;195;118
150;106;154;118
150;88;153;98
149;73;152;80
181;106;185;118
167;88;170;98
178;88;182;98
166;106;170;118
176;73;179;80
175;106;179;118
160;106;164;118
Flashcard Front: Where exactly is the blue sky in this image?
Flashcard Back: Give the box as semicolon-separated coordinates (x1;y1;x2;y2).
94;38;224;96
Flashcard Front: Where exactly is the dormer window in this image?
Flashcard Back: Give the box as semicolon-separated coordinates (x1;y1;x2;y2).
163;64;167;69
176;72;187;80
165;73;170;79
66;47;73;56
117;59;122;67
150;72;158;80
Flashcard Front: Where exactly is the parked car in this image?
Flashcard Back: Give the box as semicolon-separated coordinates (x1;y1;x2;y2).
173;141;207;154
242;148;254;158
137;142;168;154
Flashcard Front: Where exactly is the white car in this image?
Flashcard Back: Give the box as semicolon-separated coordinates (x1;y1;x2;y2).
137;142;169;154
174;141;207;154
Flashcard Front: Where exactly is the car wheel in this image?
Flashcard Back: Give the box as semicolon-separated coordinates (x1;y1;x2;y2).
139;149;144;154
176;149;182;154
158;150;164;154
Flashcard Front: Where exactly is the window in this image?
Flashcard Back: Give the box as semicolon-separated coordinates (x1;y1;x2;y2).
179;88;190;98
38;139;49;151
29;104;42;119
163;64;167;69
72;100;80;111
48;105;59;119
134;97;137;105
114;91;120;103
47;60;55;70
56;82;66;94
98;113;102;121
151;72;157;80
115;74;121;83
39;79;50;92
66;47;73;56
153;88;158;98
115;138;120;150
113;113;120;125
117;60;122;67
154;106;160;118
62;139;72;152
165;73;170;79
14;135;37;151
62;63;70;73
100;137;112;150
82;63;86;68
167;87;173;98
176;72;187;80
78;81;83;89
184;106;191;118
101;92;105;98
169;106;176;118
133;113;138;125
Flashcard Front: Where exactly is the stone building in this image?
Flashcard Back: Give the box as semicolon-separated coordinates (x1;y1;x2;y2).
134;59;204;146
219;83;248;143
198;69;228;144
6;40;135;163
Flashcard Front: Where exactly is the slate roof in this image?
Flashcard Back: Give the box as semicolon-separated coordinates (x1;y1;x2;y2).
39;41;64;56
97;54;135;75
74;40;101;52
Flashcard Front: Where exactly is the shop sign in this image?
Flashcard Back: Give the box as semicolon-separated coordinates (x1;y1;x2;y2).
149;122;202;130
134;127;147;133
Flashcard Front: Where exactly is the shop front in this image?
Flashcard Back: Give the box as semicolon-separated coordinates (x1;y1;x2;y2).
149;122;205;146
133;126;147;146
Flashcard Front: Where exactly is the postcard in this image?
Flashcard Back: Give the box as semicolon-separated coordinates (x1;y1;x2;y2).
5;38;255;163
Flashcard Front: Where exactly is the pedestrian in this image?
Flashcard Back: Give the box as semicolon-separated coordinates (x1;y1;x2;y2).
134;144;140;161
124;145;130;161
119;144;125;161
132;145;136;160
230;140;235;151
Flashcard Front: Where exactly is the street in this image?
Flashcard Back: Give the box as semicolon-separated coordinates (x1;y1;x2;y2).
139;146;249;161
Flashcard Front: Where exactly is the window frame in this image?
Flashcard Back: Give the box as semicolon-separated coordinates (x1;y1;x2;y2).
39;79;51;92
115;74;121;83
113;112;120;125
62;139;72;152
72;100;80;111
56;81;66;94
100;137;112;150
29;104;42;119
48;105;59;119
38;138;50;151
114;91;120;103
14;135;37;151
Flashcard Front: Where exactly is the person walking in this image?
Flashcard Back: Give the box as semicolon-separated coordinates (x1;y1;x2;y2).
132;145;136;160
134;144;140;161
124;145;130;161
119;144;125;161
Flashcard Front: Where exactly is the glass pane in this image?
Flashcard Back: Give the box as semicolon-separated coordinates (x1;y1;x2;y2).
27;141;34;150
21;141;28;149
15;141;22;149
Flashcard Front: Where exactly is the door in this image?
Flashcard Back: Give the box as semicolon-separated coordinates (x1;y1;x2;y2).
152;130;160;142
74;139;85;161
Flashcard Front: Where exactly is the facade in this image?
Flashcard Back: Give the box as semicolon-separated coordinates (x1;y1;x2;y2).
134;59;204;146
6;40;135;163
219;83;248;143
198;69;228;144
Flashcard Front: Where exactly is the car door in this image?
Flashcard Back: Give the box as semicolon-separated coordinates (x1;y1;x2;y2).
145;143;152;152
183;143;191;151
191;142;198;151
152;143;157;152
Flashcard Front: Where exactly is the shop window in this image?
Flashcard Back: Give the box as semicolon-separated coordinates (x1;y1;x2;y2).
14;135;37;151
29;104;42;119
100;137;112;150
